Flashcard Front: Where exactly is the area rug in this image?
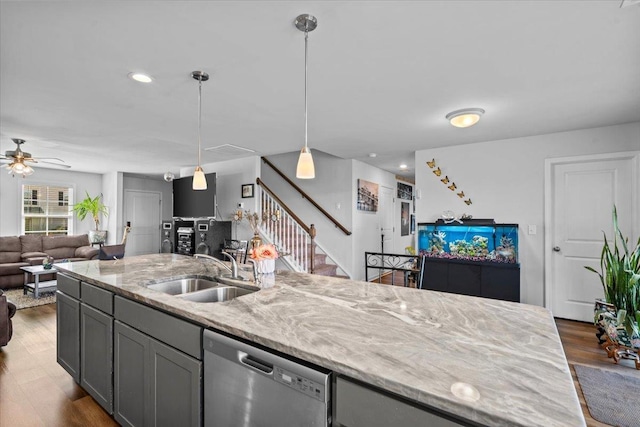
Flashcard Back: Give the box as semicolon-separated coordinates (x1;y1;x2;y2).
3;288;56;310
574;364;640;427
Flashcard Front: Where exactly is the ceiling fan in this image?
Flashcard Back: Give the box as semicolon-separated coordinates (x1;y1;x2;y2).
1;138;71;177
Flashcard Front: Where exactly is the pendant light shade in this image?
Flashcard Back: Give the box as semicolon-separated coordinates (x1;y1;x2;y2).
295;14;317;179
191;70;209;190
193;166;207;190
296;146;315;179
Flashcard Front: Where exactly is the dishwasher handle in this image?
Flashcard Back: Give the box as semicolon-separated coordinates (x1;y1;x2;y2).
238;351;274;375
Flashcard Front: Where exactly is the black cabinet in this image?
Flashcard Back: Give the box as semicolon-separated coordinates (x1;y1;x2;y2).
420;259;520;302
56;290;80;382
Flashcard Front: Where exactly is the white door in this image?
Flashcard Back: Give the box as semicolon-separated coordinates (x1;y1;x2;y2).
380;186;394;253
546;152;638;322
124;190;161;256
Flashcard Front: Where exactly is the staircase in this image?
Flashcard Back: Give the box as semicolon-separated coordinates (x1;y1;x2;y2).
257;181;348;278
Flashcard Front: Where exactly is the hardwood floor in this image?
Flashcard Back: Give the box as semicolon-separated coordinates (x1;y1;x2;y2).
0;304;117;427
2;298;638;426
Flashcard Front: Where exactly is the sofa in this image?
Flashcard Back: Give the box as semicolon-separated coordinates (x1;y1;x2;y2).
1;289;16;346
0;234;99;290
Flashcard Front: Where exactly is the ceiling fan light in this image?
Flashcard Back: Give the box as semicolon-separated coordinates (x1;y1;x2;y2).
296;147;315;179
23;165;34;176
446;108;485;128
193;166;207;190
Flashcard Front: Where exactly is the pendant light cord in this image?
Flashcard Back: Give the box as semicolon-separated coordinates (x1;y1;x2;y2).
197;76;203;167
304;30;309;150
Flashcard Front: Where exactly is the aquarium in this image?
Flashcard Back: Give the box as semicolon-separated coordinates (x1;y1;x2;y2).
417;220;519;264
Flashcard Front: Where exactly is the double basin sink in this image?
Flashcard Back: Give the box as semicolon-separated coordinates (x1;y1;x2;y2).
146;277;257;303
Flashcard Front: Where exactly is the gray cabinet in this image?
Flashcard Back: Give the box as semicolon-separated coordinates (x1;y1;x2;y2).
57;273;115;415
334;376;467;427
114;321;148;427
149;338;201;427
81;303;113;414
114;297;202;427
56;290;80;382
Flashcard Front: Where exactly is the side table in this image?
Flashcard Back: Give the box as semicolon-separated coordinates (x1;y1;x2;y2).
20;265;58;298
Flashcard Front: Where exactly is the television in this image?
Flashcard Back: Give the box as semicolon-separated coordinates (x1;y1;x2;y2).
172;173;217;218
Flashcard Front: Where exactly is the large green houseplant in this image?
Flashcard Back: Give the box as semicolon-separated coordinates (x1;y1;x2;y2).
73;191;109;243
585;206;640;335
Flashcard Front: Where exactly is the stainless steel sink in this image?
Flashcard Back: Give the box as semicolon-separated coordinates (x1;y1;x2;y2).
147;277;220;295
177;286;256;303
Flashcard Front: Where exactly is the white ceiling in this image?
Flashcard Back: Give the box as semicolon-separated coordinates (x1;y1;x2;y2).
1;1;639;180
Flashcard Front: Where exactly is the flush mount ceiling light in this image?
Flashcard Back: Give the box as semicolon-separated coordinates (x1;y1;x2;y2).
128;72;153;83
399;164;408;170
446;108;485;128
191;70;209;190
295;14;318;180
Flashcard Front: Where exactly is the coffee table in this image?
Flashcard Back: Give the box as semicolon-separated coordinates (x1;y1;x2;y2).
21;265;57;298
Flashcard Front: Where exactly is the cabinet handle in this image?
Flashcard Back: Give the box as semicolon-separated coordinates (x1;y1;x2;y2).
238;351;273;374
553;246;561;252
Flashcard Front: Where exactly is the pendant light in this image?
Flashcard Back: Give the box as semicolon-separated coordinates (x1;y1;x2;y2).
295;14;317;179
191;70;209;190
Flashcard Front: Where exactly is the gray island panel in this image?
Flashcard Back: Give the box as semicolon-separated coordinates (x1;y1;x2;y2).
55;254;585;427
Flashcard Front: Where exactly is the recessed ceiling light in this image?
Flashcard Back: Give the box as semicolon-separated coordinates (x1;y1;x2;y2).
368;153;377;158
399;164;408;169
446;108;485;128
128;72;153;83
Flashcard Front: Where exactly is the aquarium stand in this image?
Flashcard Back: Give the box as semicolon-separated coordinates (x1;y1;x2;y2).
418;258;520;302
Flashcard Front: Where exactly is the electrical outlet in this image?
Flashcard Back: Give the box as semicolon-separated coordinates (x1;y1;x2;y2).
528;225;536;235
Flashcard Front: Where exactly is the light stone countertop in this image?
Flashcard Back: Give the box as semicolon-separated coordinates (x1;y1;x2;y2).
55;253;585;427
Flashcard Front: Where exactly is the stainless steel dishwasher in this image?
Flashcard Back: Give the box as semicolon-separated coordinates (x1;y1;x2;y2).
203;329;331;427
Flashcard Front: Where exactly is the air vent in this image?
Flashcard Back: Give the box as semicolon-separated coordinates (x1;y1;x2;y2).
204;144;255;157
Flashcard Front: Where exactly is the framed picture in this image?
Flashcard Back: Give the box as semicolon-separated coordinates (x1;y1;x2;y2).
357;179;379;212
401;202;410;236
241;184;254;198
397;182;413;200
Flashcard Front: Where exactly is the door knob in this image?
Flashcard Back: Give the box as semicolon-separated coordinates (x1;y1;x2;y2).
553;246;561;252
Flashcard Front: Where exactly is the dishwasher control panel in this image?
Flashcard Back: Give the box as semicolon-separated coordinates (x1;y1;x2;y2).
274;366;325;402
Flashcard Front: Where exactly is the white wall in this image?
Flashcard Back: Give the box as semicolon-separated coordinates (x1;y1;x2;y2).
180;156;261;239
102;171;123;245
415;122;640;306
351;160;398;281
123;174;173;220
261;150;354;275
0;168;103;237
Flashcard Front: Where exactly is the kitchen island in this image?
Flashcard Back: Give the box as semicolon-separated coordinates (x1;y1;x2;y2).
55;253;584;427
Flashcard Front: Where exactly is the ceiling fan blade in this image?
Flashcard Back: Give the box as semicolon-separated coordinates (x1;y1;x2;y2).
34;157;67;163
37;160;71;168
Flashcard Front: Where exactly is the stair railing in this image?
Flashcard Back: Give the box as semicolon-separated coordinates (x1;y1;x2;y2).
257;178;316;274
261;156;352;236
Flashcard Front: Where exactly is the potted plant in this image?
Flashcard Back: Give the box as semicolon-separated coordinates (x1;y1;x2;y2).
586;206;640;357
73;191;109;244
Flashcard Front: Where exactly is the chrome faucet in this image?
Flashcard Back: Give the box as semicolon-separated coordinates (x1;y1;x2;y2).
247;258;259;284
194;252;241;280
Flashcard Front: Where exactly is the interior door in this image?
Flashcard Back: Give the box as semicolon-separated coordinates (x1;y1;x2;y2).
546;152;638;322
124;190;161;256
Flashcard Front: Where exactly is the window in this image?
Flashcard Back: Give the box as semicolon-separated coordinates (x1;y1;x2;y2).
22;184;74;236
